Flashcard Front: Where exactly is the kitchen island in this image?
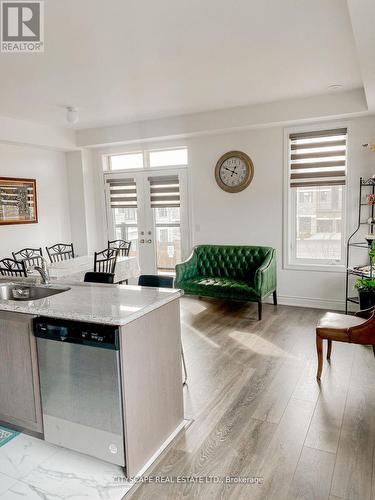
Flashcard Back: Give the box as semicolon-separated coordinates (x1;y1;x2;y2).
0;280;184;478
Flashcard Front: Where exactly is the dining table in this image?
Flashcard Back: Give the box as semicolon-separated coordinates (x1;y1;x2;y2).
47;254;140;284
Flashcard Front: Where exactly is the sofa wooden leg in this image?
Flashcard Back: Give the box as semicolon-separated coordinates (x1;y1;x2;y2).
273;290;277;306
316;335;323;381
258;301;262;321
327;340;332;360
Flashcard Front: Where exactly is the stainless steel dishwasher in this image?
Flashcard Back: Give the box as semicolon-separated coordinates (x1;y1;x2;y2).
34;317;125;467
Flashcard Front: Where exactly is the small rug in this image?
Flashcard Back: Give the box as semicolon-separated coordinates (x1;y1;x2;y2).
0;426;19;448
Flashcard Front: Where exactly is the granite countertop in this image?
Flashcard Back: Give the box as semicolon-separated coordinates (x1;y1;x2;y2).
0;278;182;325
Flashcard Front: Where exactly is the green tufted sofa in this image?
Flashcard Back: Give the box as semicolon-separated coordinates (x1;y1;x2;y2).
175;245;277;320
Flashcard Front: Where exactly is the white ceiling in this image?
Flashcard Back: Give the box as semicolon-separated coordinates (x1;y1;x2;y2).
0;0;364;129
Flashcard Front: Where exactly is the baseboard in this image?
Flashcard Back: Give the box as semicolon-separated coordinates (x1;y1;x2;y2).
265;294;345;311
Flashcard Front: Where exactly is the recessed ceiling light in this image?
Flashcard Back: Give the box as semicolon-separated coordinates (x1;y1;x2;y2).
328;84;343;91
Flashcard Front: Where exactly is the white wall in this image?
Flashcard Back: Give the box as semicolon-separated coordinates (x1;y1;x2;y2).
66;151;88;256
83;114;375;310
187;116;375;309
0;143;71;259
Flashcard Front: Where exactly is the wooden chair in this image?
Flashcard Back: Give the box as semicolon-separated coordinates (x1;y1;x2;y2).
12;248;43;271
46;243;74;263
84;272;115;284
108;239;131;257
94;248;118;274
137;274;188;385
316;306;375;380
0;258;27;277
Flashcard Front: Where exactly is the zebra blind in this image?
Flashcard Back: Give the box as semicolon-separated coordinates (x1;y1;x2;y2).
289;128;347;188
106;178;137;208
149;175;180;208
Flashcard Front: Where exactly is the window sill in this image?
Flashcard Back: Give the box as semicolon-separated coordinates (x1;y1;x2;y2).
284;262;346;273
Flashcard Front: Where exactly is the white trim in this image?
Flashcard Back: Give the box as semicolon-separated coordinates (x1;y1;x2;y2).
283;121;349;272
284;263;345;273
265;294;345;311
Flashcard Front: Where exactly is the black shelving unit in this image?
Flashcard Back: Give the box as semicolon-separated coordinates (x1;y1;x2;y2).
345;177;375;313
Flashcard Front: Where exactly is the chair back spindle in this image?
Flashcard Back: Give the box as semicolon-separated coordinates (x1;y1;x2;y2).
94;248;118;274
108;240;131;257
0;258;27;277
12;248;43;271
46;243;75;263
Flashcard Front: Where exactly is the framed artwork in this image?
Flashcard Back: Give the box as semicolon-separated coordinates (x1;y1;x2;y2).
0;177;38;225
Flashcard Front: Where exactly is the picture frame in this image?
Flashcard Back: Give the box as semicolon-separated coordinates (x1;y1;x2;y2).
0;177;38;225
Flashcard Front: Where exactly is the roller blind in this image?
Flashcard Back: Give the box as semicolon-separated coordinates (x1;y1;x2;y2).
289;128;347;188
106;178;137;208
149;175;180;208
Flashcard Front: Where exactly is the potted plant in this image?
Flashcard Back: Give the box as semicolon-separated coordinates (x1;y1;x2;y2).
355;242;375;309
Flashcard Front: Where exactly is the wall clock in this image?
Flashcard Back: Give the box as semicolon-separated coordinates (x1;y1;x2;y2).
215;151;254;193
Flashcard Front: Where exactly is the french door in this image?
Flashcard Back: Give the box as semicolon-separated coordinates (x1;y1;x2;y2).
105;168;189;275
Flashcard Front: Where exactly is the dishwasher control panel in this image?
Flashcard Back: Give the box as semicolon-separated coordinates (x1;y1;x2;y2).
34;317;120;350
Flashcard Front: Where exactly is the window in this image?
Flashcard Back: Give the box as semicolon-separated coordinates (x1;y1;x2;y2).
287;127;347;267
105;148;188;171
149;148;188;167
299;191;313;204
106;177;138;257
149;175;181;273
109;152;143;171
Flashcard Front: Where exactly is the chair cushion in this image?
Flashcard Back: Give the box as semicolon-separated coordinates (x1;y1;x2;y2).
316;312;366;341
178;277;259;301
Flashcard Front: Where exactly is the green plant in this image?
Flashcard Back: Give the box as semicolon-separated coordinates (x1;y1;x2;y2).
370;241;375;263
355;241;375;291
355;277;375;291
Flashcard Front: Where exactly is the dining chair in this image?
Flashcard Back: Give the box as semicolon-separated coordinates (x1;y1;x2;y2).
46;243;75;263
12;248;43;271
84;272;115;284
0;258;27;277
316;306;375;381
94;248;118;274
137;274;188;385
108;240;131;257
138;274;175;288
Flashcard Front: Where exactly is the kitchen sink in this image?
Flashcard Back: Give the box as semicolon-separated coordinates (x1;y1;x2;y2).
0;284;70;301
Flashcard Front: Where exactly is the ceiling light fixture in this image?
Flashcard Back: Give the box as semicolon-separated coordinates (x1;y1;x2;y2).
66;106;79;125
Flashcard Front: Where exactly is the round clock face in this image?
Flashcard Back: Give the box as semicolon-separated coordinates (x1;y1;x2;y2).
215;151;254;193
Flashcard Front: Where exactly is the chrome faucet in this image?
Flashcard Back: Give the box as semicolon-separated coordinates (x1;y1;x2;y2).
29;257;50;285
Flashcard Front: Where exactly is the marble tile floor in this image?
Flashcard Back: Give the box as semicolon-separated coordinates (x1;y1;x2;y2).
0;432;132;499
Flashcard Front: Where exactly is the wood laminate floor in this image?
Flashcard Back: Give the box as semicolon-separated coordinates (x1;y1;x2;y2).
128;297;375;500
